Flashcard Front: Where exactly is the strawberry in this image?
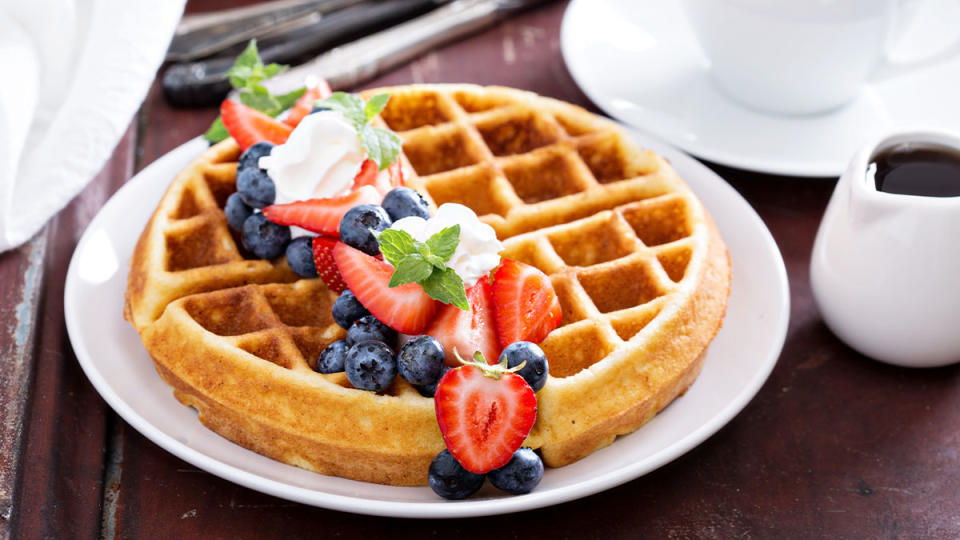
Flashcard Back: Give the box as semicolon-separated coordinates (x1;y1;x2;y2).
220;99;293;151
332;242;438;334
349;159;404;196
386;160;405;189
492;259;562;347
282;80;333;128
312;236;347;294
261;185;381;236
349;159;379;191
427;279;501;367
434;352;537;474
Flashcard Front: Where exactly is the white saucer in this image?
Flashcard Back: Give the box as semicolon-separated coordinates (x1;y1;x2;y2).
64;131;788;518
561;0;960;177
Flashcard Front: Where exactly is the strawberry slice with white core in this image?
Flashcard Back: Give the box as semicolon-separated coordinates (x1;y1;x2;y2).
311;236;347;294
282;80;333;128
220;99;293;151
332;242;439;334
427;279;501;367
261;185;380;236
349;159;404;196
434;352;537;474
492;259;562;347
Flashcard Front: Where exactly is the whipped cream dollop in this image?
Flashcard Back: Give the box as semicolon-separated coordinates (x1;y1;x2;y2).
390;203;503;287
258;110;365;205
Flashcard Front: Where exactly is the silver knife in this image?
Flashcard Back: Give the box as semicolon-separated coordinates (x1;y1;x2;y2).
255;0;554;96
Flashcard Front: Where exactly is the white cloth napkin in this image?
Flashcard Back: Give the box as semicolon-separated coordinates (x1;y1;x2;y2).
0;0;186;252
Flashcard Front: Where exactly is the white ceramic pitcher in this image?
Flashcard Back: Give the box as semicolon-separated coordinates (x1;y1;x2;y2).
811;129;960;367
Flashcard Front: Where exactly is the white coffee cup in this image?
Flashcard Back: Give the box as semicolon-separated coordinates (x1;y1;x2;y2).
681;0;960;115
810;129;960;368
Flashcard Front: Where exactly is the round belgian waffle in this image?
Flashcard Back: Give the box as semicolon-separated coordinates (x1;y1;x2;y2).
124;84;730;486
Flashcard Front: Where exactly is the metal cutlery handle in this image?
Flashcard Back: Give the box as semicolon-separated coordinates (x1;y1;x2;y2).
168;0;364;62
175;0;322;33
165;0;442;106
261;0;550;95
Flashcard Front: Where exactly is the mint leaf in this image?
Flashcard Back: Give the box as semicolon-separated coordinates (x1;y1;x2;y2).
426;225;460;262
422;268;470;311
377;229;418;267
364;94;391;123
388;255;433;287
314;92;400;170
240;92;281;116
315;92;367;127
424;252;447;270
233;40;260;70
359;125;402;171
204;39;305;142
262;63;284;79
412;242;446;270
204;117;229;143
275;87;306;110
250;82;271;96
376;220;469;309
226;40;288;92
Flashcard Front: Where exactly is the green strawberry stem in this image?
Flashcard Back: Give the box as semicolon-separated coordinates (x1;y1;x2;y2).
452;349;525;380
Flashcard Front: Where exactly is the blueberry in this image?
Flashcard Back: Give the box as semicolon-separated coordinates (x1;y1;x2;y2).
225;192;253;232
332;290;370;330
488;447;543;495
310;105;332;114
382;187;431;221
242;213;290;259
238;141;274;173
345;340;397;392
347;315;397;347
236;167;276;208
428;449;485;500
397;335;445;386
500;341;549;392
285;236;317;278
416;365;451;398
315;340;349;373
339;204;391;256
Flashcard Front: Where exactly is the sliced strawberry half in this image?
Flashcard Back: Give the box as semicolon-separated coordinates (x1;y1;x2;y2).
348;159;379;191
349;159;404;196
220;99;293;151
434;358;537;474
283;80;333;128
261;185;381;236
332;242;438;334
427;279;501;367
492;259;562;347
312;236;347;294
386;160;404;189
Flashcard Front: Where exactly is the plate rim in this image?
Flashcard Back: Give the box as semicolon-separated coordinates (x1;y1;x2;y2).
64;131;789;518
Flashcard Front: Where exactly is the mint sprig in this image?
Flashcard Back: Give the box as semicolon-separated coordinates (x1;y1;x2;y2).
377;225;469;310
203;40;306;143
315;92;402;171
226;40;284;90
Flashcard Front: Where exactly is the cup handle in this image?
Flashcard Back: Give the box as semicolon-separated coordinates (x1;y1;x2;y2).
871;0;960;81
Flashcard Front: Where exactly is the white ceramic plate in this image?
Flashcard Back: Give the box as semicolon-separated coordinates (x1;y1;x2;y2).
561;0;960;177
65;131;789;518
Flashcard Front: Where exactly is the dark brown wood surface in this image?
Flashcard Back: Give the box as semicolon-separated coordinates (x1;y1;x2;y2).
3;1;959;537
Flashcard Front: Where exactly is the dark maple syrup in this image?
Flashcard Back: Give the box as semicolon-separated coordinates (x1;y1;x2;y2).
870;143;960;197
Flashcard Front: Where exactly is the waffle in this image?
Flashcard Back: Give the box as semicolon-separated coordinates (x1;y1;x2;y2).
125;84;730;486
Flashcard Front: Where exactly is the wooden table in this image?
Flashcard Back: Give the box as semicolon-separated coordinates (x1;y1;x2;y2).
3;1;958;537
